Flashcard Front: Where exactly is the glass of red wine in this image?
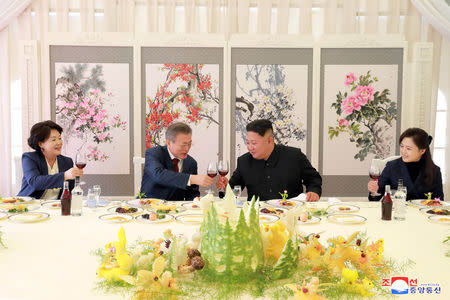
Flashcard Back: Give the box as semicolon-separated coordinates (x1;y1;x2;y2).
75;152;87;185
218;160;229;198
206;161;217;194
369;159;381;196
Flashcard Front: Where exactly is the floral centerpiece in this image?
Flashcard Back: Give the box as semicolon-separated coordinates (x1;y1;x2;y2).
94;186;410;299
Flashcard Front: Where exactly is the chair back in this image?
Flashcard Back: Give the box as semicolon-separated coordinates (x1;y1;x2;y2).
373;155;401;172
133;156;146;196
13;156;23;195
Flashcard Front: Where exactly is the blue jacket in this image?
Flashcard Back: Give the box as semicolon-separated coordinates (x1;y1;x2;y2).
369;158;444;201
139;146;200;200
17;151;74;199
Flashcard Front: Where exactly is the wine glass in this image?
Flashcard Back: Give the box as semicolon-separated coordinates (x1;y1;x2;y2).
75;152;87;185
218;160;229;198
206;162;217;194
369;159;381;196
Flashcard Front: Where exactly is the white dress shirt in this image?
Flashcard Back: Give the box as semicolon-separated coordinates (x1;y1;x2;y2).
40;159;61;199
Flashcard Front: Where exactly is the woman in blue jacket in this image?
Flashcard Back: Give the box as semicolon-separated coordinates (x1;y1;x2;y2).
368;128;443;201
17;120;83;199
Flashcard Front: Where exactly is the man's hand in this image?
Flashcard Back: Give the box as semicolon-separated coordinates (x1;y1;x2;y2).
190;175;214;187
216;176;228;190
306;191;319;202
368;181;379;194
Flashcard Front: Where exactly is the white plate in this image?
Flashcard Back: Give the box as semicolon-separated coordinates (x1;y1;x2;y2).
135;213;174;223
327;214;367;224
327;204;360;213
298;215;321;224
0;202;41;213
420;207;450;215
259;214;280;224
259;206;287;215
410;199;450;208
0;212;7;219
266;199;304;208
428;215;450;224
8;212;50;223
127;198;166;207
175;214;204;224
0;196;34;204
42;201;62;210
107;206;143;214
181;202;202;210
98;213;133;223
153;205;186;215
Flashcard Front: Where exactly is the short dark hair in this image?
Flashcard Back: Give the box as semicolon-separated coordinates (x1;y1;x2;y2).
246;119;273;137
165;122;192;142
28;120;63;151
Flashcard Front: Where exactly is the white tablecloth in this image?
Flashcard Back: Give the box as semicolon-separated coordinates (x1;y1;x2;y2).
1;199;449;300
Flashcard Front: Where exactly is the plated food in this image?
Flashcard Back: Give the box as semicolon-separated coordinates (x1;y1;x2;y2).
175;214;203;224
107;206;143;214
8;212;50;223
266;199;304;208
135;213;174;223
260;207;287;215
99;213;133;223
127;198;165;207
181;202;202;210
298;215;321;224
0;196;33;204
327;214;367;224
259;214;279;224
327;204;360;213
0;202;40;213
428;215;450;224
410;199;449;208
420;207;450;215
152;203;186;214
42;201;61;209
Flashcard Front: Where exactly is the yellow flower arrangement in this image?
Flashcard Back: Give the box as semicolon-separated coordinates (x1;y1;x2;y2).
97;227;133;281
261;220;288;261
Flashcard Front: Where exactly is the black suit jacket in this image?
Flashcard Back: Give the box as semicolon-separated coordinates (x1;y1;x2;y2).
140;146;200;200
369;158;444;201
229;144;322;201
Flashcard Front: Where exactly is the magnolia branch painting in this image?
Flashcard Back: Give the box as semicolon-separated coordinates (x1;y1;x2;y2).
235;64;308;157
55;63;130;174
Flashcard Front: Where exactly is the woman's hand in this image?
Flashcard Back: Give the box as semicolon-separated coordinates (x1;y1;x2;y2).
64;167;83;180
368;181;379;193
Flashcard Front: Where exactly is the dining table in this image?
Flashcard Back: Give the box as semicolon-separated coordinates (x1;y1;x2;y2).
0;197;449;300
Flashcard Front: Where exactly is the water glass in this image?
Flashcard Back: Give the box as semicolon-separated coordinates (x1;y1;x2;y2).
87;188;97;208
233;186;244;207
93;185;102;204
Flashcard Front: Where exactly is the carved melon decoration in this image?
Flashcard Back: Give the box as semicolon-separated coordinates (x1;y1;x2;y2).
200;196;264;278
272;238;298;279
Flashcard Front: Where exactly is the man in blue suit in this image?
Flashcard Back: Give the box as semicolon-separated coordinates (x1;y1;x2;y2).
140;122;214;200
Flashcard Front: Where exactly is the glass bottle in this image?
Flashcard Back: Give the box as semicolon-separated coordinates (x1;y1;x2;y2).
393;179;407;221
61;181;71;216
381;185;392;220
71;177;83;216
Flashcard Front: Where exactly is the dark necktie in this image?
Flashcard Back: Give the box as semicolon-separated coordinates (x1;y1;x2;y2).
173;158;179;173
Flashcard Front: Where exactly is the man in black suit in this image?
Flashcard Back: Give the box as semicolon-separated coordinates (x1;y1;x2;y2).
140;122;213;200
218;119;322;201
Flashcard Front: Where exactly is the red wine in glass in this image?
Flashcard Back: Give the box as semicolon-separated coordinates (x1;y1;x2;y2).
207;172;217;178
218;170;228;176
76;162;87;169
206;162;217;194
369;173;380;180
